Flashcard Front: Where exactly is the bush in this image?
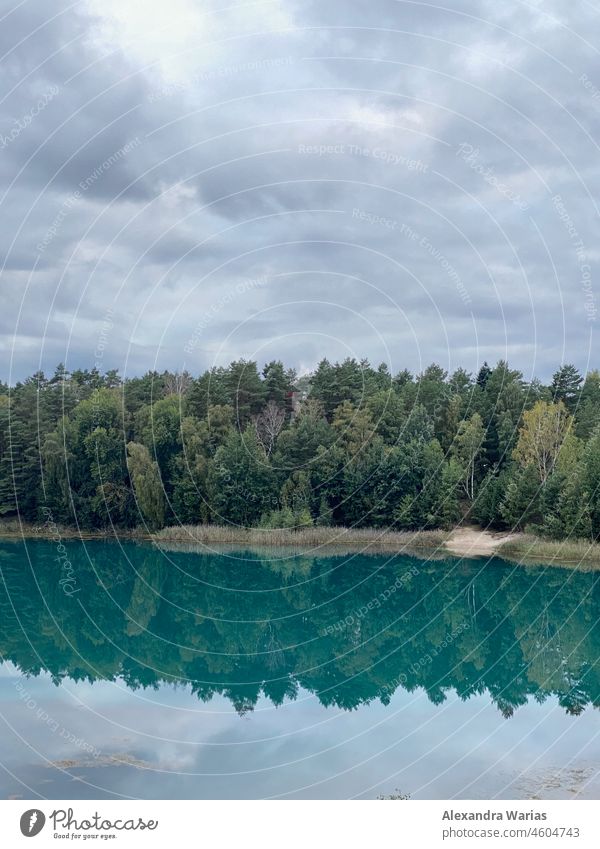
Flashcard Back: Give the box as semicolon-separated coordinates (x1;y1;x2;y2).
259;507;313;530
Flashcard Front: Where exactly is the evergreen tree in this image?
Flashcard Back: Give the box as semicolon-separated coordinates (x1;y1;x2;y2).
209;427;276;525
434;458;463;528
0;357;598;541
311;358;367;419
262;360;296;408
185;367;229;420
477;361;525;466
227;360;265;427
366;389;405;444
500;465;542;530
476;362;492;389
575;370;600;439
272;400;332;473
551;364;583;413
472;469;510;530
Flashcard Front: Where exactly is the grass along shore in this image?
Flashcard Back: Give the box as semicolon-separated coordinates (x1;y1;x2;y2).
152;524;449;553
496;534;600;568
0;518;448;552
0;518;147;540
2;518;600;566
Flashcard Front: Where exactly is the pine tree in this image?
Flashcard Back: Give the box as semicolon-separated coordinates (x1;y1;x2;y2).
551;364;583;413
476;362;492;389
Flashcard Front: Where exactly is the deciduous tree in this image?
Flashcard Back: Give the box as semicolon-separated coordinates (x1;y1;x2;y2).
513;401;572;484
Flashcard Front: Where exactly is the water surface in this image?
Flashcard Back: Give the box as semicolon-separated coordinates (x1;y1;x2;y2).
0;538;598;799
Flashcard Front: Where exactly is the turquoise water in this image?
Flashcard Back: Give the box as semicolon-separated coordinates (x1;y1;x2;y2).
0;538;598;799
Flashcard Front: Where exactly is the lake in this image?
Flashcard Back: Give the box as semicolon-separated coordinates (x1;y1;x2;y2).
0;538;598;799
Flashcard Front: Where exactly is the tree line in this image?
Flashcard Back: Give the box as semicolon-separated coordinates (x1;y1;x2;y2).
1;357;599;539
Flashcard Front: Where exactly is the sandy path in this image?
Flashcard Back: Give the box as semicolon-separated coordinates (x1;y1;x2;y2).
444;525;517;557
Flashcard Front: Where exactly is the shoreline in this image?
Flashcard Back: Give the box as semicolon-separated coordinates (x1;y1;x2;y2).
0;522;448;554
1;521;599;567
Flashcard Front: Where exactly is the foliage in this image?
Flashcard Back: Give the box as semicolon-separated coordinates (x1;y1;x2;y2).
551;364;583;412
513;400;572;483
0;358;599;542
451;412;485;499
126;442;165;529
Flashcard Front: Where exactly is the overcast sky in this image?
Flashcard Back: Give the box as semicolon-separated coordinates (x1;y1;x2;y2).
1;0;599;384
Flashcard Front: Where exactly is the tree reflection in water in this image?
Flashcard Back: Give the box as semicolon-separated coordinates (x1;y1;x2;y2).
0;539;598;719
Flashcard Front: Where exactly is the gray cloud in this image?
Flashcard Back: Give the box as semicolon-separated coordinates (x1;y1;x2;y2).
1;0;599;383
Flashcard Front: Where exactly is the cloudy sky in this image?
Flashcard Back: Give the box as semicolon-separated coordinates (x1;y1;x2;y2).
1;0;599;384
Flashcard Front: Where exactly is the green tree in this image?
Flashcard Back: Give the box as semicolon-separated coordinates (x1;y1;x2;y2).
476;361;525;466
434;458;463;528
316;495;333;526
208;427;276;525
575;370;600;439
280;471;313;515
366;389;405;444
476;362;492;389
39;388;128;527
472;469;511;529
171;416;211;524
3;356;600;538
500;465;541;530
551;364;583;413
84;427;131;523
273;400;332;473
127;442;165;529
0;407;40;517
451;413;486;499
332;401;378;457
262;360;296;409
226;360;265;427
402;403;434;443
185;367;230;420
311;358;369;419
135;396;184;492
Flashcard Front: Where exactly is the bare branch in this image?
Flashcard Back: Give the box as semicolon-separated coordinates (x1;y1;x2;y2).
254;400;285;455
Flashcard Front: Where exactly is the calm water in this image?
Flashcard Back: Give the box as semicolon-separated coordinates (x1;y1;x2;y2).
0;538;599;799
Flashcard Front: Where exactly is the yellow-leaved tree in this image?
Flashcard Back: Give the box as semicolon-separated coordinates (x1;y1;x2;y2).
513;400;572;484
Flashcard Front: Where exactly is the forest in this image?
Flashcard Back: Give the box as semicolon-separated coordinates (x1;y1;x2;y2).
0;357;599;540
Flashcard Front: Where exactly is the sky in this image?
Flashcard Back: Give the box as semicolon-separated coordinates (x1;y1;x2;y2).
1;0;599;384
